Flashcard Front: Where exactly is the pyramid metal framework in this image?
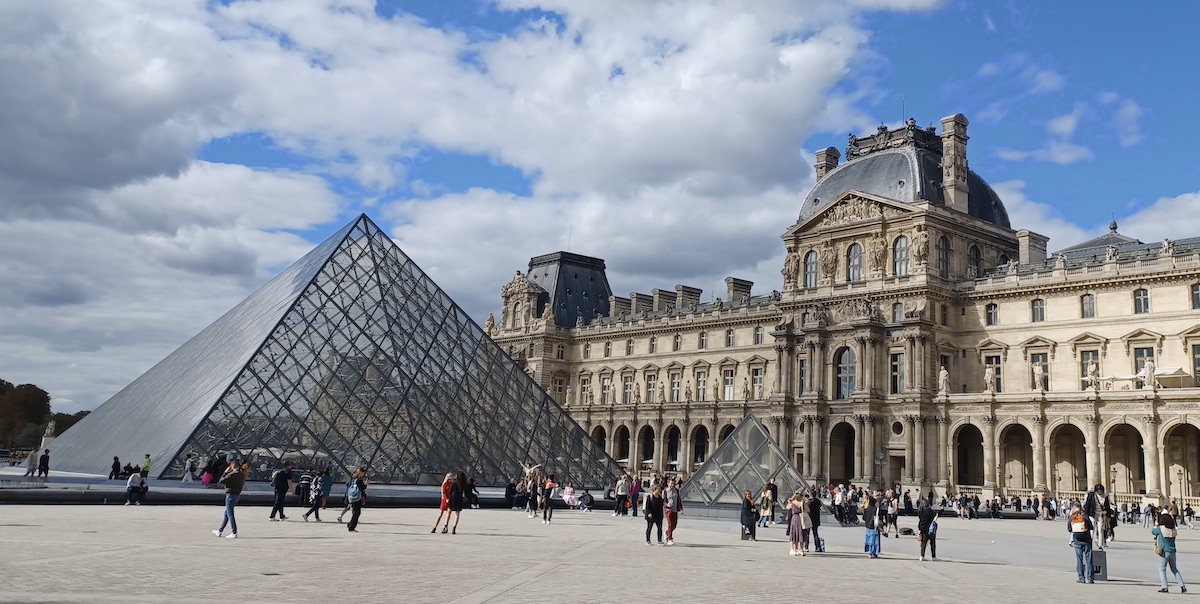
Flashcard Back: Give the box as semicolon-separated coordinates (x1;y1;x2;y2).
52;214;623;488
679;414;812;507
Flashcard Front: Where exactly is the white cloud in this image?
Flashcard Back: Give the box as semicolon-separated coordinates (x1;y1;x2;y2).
990;180;1092;251
1112;99;1144;146
1118;192;1200;242
1029;69;1065;93
996;141;1093;165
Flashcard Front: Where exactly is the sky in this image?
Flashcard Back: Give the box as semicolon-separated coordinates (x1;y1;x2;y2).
2;0;1199;414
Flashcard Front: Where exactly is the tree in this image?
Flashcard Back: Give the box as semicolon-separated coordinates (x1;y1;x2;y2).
0;379;13;398
0;384;51;448
49;410;90;435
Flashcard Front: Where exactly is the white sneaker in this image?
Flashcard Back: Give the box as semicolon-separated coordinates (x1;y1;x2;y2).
225;533;237;539
125;502;131;506
919;556;925;561
665;540;673;546
212;529;221;537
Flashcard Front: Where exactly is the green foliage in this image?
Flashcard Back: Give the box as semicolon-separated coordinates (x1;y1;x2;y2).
49;410;90;435
0;383;51;447
0;379;12;397
13;423;43;449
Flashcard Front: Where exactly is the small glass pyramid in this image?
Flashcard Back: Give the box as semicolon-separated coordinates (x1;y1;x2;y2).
680;414;812;507
52;214;623;487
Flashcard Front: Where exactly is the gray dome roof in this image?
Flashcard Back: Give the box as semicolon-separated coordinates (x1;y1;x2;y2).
798;147;1010;228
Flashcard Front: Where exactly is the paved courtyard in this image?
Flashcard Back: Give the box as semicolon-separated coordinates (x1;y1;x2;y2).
0;503;1191;603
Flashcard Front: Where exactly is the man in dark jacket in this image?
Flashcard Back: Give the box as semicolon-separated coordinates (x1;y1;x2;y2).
805;490;823;552
1083;484;1115;550
268;461;294;521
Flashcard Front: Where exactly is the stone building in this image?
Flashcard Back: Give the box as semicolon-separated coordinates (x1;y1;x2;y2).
490;114;1200;507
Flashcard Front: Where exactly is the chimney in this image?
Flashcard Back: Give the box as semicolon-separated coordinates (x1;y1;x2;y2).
1017;230;1049;265
725;277;753;305
651;288;674;312
940;114;970;214
815;147;840;179
629;292;652;314
608;295;631;317
675;285;702;311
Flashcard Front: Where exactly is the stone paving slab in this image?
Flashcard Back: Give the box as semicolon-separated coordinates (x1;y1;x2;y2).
0;504;1191;603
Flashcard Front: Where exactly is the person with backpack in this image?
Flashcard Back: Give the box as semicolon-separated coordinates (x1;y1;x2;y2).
1153;513;1187;593
863;491;882;558
916;496;939;561
267;461;294;521
345;467;367;533
1068;505;1095;583
181;453;196;483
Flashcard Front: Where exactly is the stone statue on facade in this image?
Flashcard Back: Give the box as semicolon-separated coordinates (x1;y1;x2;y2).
1162;238;1175;257
565;385;573;406
1007;260;1019;275
1143;358;1157;390
1055;253;1067;269
742;377;751;401
912;226;929;266
1105;245;1119;263
44;420;56;437
484;313;495;334
684;382;693;401
782;249;801;289
632;384;641;405
868;234;887;272
820;242;837;278
983;365;996;394
1086;360;1099;390
658;383;666;404
712;377;721;402
938;366;950;395
1032;363;1045;392
542;302;554;325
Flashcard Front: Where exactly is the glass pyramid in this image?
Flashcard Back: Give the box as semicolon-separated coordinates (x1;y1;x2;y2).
52;214;623;487
680;414;812;507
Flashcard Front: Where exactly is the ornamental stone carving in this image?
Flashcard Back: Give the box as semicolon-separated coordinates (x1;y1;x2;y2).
830;298;879;324
782;249;801;290
816;195;905;229
820;242;837;277
912;225;929;266
868;234;887;272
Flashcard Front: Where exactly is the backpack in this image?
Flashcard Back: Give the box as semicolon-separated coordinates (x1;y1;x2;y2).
186;459;196;472
271;470;289;491
1071;511;1088;533
347;481;363;503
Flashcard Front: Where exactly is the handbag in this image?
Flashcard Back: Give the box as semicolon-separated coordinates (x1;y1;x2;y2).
1155;535;1165;557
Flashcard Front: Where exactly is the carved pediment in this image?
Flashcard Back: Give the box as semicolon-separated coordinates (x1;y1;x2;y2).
1018;335;1058;361
715;357;740;368
617;364;636;374
976;338;1010;362
1178;324;1200;352
1121;328;1164;356
784;191;915;238
744;355;770;366
1067;332;1109;358
663;361;685;370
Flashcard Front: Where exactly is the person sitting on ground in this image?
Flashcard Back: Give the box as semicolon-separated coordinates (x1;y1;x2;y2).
578;489;594;512
562;482;579;509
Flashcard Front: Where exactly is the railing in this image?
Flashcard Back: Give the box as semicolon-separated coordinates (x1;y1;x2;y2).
1113;493;1143;508
1003;487;1033;500
1178;496;1200;509
956;486;982;497
1055;490;1086;503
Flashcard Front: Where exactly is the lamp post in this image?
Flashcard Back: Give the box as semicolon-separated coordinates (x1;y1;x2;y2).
1179;469;1185;499
1110;466;1118;494
874;452;886;490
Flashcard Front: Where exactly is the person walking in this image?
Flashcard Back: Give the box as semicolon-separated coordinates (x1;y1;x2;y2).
740;489;758;541
345;467;367;533
805;490;823;553
268;461;294;521
662;477;682;545
767;478;779;524
302;469;326;522
1068;505;1095;583
212;460;245;539
432;472;454;533
863;494;882;558
109;456;122;480
442;471;465;535
125;471;146;505
181;454;196;483
629;479;642;518
319;468;333;509
917;497;939;561
37;449;50;479
643;484;665;545
1153;514;1187;593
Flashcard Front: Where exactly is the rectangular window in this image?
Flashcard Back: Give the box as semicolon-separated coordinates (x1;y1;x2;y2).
889;353;905;394
798;359;807;395
696;370;707;402
552;377;565;397
754;327;764;345
580;377;591;403
601;376;612;404
1081;294;1095;319
670;371;681;402
1134;289;1150;314
725;330;735;347
1193;284;1200;310
625;340;633;355
603;342;611;357
985;304;998;326
1080;350;1100;390
940;304;948;326
622;375;633;404
1193;345;1200;387
1134;347;1155;387
583;344;590;360
751;367;764;399
985;355;1003;393
1030;352;1048;391
1031;299;1045;323
723;369;735;400
698;332;707;350
645;374;657;404
555;344;565;360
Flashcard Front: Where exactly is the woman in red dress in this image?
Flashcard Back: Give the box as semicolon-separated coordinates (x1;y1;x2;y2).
431;472;454;533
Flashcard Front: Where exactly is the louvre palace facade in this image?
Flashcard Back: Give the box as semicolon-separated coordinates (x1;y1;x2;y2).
490;114;1200;506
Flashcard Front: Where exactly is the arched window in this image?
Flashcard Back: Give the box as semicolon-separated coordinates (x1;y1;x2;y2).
512;302;523;329
698;332;708;349
672;334;682;352
835;347;856;399
998;253;1010;267
936;236;950;278
1134;288;1150;314
985;303;999;326
846;243;863;282
967;245;981;277
725;329;735;347
892;235;910;276
804;251;819;288
892;302;904;323
649;336;657;353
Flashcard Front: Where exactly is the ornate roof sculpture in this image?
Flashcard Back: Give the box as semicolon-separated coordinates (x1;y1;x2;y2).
799;116;1010;228
680;414;812;508
51;214;623;487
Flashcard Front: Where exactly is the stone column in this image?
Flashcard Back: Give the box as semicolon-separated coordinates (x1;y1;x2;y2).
904;415;916;483
855;414;866;479
1145;415;1162;497
653;420;665;475
865;415;877;484
604;420;615;458
940;416;951;485
1085;415;1100;490
802;416;814;477
915;336;927;392
814;416;827;481
677;423;691;476
859;337;874;394
914;416;926;483
1032;416;1047;491
709;422;720;463
774;344;786;396
983;416;997;487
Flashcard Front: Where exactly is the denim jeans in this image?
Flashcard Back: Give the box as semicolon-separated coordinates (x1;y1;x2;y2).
1073;541;1093;581
1158;552;1186;589
218;494;239;534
